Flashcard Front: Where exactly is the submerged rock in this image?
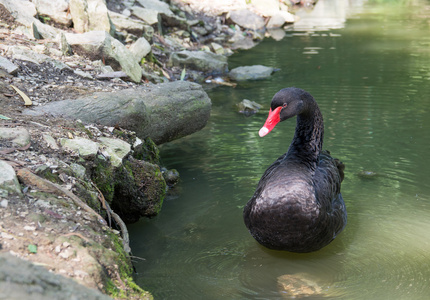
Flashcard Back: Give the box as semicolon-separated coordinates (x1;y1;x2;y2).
237;99;262;116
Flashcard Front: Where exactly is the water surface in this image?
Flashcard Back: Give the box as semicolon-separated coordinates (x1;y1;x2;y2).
129;1;430;299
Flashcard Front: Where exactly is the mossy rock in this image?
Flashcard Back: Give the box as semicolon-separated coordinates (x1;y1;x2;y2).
89;155;115;203
132;137;160;164
130;158;166;217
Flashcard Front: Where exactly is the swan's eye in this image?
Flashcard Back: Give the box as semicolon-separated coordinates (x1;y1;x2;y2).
282;103;287;108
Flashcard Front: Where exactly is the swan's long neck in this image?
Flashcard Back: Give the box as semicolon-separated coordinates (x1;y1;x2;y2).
287;102;324;169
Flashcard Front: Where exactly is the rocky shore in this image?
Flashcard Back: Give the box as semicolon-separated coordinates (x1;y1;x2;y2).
0;0;309;298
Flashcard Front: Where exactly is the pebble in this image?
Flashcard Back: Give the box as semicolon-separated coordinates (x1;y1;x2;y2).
0;199;8;208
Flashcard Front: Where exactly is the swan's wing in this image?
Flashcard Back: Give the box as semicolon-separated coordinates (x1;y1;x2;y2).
314;151;347;233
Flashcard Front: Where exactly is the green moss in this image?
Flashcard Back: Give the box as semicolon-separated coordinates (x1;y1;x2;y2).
91;156;115;203
74;181;100;212
103;231;153;300
132;137;160;164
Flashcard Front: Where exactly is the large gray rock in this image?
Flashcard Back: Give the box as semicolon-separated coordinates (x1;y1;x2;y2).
25;81;212;145
229;9;265;30
0;252;112;300
69;0;115;35
169;50;228;74
33;0;72;26
229;65;275;81
64;31;142;82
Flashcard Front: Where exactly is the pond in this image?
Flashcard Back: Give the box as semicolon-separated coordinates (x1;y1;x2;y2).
128;1;430;299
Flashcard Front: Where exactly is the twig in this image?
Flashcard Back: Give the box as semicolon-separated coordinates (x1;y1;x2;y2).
104;201;131;254
92;183;112;227
91;182;131;254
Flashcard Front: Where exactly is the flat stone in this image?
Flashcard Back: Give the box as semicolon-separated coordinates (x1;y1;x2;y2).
0;127;31;148
0;56;19;75
132;6;158;25
98;137;131;167
59;137;99;159
108;10;153;37
0;160;22;195
42;134;60;150
135;0;173;17
169;50;228;74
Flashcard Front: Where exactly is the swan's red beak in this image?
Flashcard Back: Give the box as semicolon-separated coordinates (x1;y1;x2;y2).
259;106;282;137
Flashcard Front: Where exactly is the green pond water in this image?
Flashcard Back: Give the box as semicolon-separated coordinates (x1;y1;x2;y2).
128;1;430;299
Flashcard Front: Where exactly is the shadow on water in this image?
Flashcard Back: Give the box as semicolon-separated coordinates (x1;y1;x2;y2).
129;1;430;299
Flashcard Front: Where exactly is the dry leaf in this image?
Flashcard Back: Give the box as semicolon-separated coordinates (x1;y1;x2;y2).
10;85;32;106
67;132;74;139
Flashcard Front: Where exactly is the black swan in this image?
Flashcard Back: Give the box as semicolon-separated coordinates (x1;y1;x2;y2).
243;87;347;253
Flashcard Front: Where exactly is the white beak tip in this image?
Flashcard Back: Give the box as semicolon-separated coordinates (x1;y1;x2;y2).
259;127;269;137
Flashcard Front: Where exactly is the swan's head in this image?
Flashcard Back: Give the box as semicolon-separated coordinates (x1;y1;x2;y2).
259;87;309;137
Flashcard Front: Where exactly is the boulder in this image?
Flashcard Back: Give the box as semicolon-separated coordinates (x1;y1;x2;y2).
229;9;265;30
33;0;72;26
69;0;115;35
229;65;274;81
64;31;142;82
169;50;228;74
25;81;212;145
